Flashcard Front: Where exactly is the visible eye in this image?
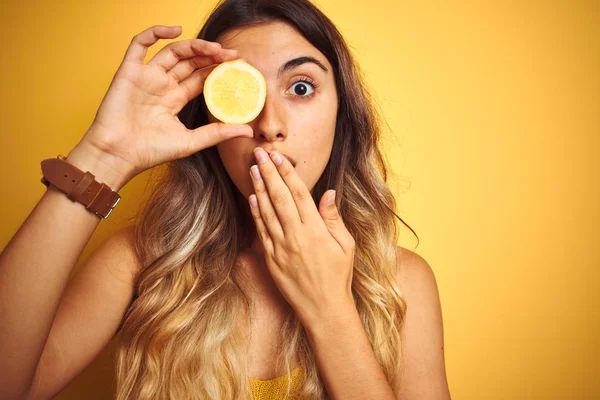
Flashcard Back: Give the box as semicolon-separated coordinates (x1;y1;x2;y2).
288;77;319;98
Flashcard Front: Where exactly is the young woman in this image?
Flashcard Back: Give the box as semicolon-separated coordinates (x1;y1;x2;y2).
0;0;451;399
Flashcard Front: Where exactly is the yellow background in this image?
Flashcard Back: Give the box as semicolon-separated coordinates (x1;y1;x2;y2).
1;0;598;399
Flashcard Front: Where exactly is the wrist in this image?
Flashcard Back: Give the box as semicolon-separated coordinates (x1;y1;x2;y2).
303;297;358;337
65;142;132;192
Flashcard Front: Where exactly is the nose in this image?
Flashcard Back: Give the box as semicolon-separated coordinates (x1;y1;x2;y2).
249;92;286;142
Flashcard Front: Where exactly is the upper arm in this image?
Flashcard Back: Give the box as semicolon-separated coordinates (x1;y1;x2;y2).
394;246;451;400
26;225;141;400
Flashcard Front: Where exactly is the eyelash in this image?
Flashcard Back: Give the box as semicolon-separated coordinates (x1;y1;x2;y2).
288;76;319;98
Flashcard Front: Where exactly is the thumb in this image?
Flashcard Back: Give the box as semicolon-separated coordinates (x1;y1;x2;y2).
319;190;354;252
186;122;253;154
319;189;343;230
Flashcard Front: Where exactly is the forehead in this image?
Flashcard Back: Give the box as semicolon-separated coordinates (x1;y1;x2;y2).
216;21;331;76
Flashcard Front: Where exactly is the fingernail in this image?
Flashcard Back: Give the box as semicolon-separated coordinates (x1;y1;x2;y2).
251;165;262;180
270;152;283;165
327;190;336;205
249;194;258;208
254;147;268;164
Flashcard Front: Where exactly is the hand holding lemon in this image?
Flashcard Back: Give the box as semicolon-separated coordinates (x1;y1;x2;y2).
73;25;258;186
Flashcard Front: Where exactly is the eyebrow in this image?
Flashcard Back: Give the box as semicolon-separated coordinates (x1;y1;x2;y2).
277;56;328;78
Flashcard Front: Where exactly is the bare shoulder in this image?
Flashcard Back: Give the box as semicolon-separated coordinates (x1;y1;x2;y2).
107;224;141;279
394;246;452;399
24;224;142;400
115;223;135;243
395;246;438;290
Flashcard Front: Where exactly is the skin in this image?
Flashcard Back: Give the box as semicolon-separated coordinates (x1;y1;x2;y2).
207;21;338;261
202;24;452;397
206;22;341;378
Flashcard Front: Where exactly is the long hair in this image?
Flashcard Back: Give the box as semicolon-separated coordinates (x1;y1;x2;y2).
114;0;418;398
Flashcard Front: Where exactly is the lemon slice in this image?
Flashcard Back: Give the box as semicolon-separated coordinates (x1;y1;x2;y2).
203;60;267;124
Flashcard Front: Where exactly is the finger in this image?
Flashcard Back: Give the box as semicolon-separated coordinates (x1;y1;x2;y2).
148;38;223;71
124;25;183;64
252;147;302;235
248;193;275;256
249;162;286;241
318;190;354;253
183;122;253;156
167;48;239;83
267;150;319;225
177;65;217;103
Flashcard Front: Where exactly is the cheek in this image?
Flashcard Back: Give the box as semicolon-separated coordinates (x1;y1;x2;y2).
217;143;255;195
302;121;336;188
216;143;241;178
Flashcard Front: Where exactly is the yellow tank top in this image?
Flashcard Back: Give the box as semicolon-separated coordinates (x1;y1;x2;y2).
249;366;303;399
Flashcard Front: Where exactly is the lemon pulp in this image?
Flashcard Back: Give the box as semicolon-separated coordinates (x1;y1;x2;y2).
204;60;266;124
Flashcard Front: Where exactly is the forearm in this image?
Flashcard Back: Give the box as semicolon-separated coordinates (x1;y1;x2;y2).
305;301;396;400
0;143;129;399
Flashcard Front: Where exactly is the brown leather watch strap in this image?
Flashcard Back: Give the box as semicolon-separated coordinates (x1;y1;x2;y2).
40;154;121;219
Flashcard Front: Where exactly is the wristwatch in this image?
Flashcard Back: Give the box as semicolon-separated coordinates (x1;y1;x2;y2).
40;154;121;219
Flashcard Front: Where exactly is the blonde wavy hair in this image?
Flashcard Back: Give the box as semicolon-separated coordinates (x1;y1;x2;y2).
114;0;418;398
